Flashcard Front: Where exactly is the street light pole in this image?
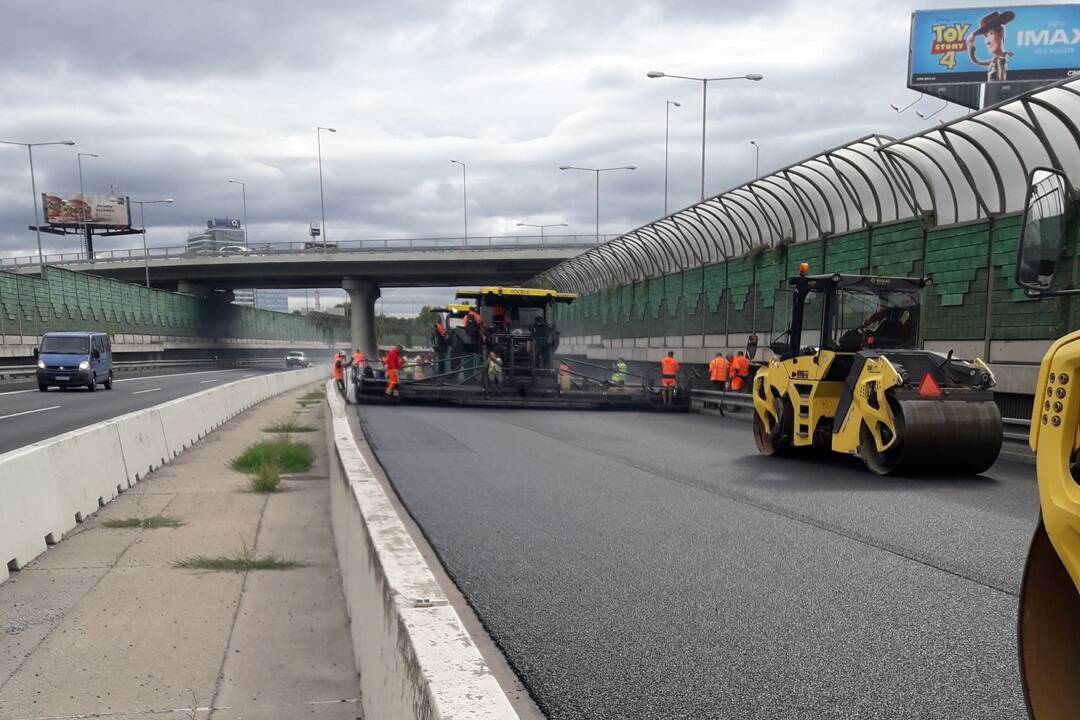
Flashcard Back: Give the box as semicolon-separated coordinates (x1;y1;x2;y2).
450;160;467;242
647;71;763;201
317;126;336;253
131;198;174;288
516;221;568;242
664;100;680;215
558;165;636;243
227;179;248;243
0;139;76;274
750;140;760;177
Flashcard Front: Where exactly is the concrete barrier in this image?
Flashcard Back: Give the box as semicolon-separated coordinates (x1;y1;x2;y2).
325;383;519;720
0;367;325;584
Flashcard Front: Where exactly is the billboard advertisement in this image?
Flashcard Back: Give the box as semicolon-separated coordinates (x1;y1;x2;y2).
42;193;131;228
208;217;241;229
910;5;1080;86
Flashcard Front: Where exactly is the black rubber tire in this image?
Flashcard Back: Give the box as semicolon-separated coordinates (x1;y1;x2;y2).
87;375;96;392
59;386;68;392
753;395;792;457
104;372;113;390
1018;520;1080;720
38;384;48;392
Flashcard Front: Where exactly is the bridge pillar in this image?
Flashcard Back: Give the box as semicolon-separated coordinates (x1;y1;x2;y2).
342;277;379;357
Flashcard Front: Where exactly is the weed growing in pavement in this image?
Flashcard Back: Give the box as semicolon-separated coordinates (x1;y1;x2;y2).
102;515;184;529
248;463;283;493
298;390;324;402
262;419;315;433
173;537;303;572
231;439;312;474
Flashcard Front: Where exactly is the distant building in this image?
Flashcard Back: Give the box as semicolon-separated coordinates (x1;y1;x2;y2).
186;218;244;255
233;288;289;313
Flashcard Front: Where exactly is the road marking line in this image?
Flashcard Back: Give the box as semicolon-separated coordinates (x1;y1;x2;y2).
115;368;233;383
200;379;218;384
0;405;60;421
132;387;161;395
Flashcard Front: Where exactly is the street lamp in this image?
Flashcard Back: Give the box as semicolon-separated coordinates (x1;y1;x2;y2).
450;160;467;242
316;126;336;252
558;165;636;242
749;140;760;177
647;70;763;201
516;221;568;242
227;179;249;243
0;139;76;273
130;198;174;287
76;152;99;256
664;100;680;215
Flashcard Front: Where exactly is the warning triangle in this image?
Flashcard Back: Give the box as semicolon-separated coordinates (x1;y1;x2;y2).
918;372;942;398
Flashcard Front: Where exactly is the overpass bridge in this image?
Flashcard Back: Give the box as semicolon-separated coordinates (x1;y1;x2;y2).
2;233;605;357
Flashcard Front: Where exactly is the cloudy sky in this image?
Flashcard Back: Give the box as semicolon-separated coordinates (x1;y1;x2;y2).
0;0;1028;314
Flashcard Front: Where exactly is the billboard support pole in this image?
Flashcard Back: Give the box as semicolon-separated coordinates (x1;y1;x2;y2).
84;225;94;261
28;145;43;276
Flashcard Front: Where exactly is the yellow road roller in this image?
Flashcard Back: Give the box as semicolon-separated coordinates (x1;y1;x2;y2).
1011;166;1080;720
752;268;1002;475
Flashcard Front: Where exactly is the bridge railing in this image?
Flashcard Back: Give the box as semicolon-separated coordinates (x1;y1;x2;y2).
0;233;612;268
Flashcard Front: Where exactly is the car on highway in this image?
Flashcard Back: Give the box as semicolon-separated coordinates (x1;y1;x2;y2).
285;351;310;368
219;245;252;256
35;331;113;392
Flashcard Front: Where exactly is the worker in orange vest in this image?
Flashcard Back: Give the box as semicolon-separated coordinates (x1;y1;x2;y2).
730;351;751;392
332;351;347;395
708;352;728;389
660;350;680;406
559;360;572;391
384;344;403;398
351;349;365;381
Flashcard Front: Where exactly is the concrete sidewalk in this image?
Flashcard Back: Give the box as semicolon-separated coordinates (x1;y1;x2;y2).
0;385;360;720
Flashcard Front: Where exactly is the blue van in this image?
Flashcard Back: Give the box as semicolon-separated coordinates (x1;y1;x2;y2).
35;331;114;392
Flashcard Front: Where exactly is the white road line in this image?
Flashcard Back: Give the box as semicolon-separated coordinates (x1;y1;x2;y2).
200;379;218;384
0;368;245;397
0;405;60;421
132;387;162;395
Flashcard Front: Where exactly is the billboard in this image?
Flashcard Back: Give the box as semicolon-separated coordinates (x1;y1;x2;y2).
42;193;131;228
208;217;241;229
910;5;1080;86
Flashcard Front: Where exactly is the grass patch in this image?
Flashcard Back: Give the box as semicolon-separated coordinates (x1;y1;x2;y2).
298;390;324;402
173;552;303;572
102;515;184;529
231;439;312;474
262;420;315;433
248;463;283;493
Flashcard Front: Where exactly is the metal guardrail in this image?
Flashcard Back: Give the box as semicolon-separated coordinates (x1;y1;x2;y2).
0;357;295;382
0;233;612;268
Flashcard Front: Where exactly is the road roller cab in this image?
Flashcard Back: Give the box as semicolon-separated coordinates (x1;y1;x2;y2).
752;270;1002;475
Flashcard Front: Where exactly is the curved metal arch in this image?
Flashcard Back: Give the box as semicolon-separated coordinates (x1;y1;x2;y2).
843;142;902;220
604;237;649;280
652;217;700;268
721;194;768;248
782;167;836;233
882;140;961;223
586;245;630;285
633;227;683;274
942;125;1006;214
790;164;851;232
705;198;756;253
626;229;680;275
876;144;937;218
621;231;669;276
691;205;738;259
748;181;802;241
918;131;992;218
758;176;818;240
668;213;712;266
827;150;884;223
963;115;1030;188
865;134;927;218
1022;95;1080;172
734;185;785;241
812;155;870;227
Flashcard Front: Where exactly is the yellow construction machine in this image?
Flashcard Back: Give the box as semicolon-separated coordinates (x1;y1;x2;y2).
1012;167;1080;720
752;268;1002;475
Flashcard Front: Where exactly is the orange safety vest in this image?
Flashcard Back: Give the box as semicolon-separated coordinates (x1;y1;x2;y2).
734;355;750;377
435;322;447;338
352;351;364;367
332;357;344;381
709;356;728;382
660;356;679;377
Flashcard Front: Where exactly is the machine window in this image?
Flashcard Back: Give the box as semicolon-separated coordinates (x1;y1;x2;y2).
832;289;918;351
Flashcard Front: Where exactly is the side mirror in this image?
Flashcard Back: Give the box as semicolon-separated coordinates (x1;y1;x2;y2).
746;333;759;360
1017;167;1070;296
33;348;39;359
92;349;100;359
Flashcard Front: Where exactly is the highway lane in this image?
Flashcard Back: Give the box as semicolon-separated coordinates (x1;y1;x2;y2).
357;405;1036;720
0;366;305;454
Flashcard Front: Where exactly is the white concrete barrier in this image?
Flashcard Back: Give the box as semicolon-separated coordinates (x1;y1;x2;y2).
325;382;519;720
0;367;324;584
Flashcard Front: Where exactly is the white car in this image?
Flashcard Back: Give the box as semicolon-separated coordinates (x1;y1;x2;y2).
285;351;309;368
219;245;252;256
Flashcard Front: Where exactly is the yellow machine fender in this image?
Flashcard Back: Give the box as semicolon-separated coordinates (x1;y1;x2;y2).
1019;330;1080;719
752;359;792;456
831;356;903;457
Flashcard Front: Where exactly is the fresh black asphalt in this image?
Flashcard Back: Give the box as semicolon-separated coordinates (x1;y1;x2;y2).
0;366;294;454
357;404;1035;720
